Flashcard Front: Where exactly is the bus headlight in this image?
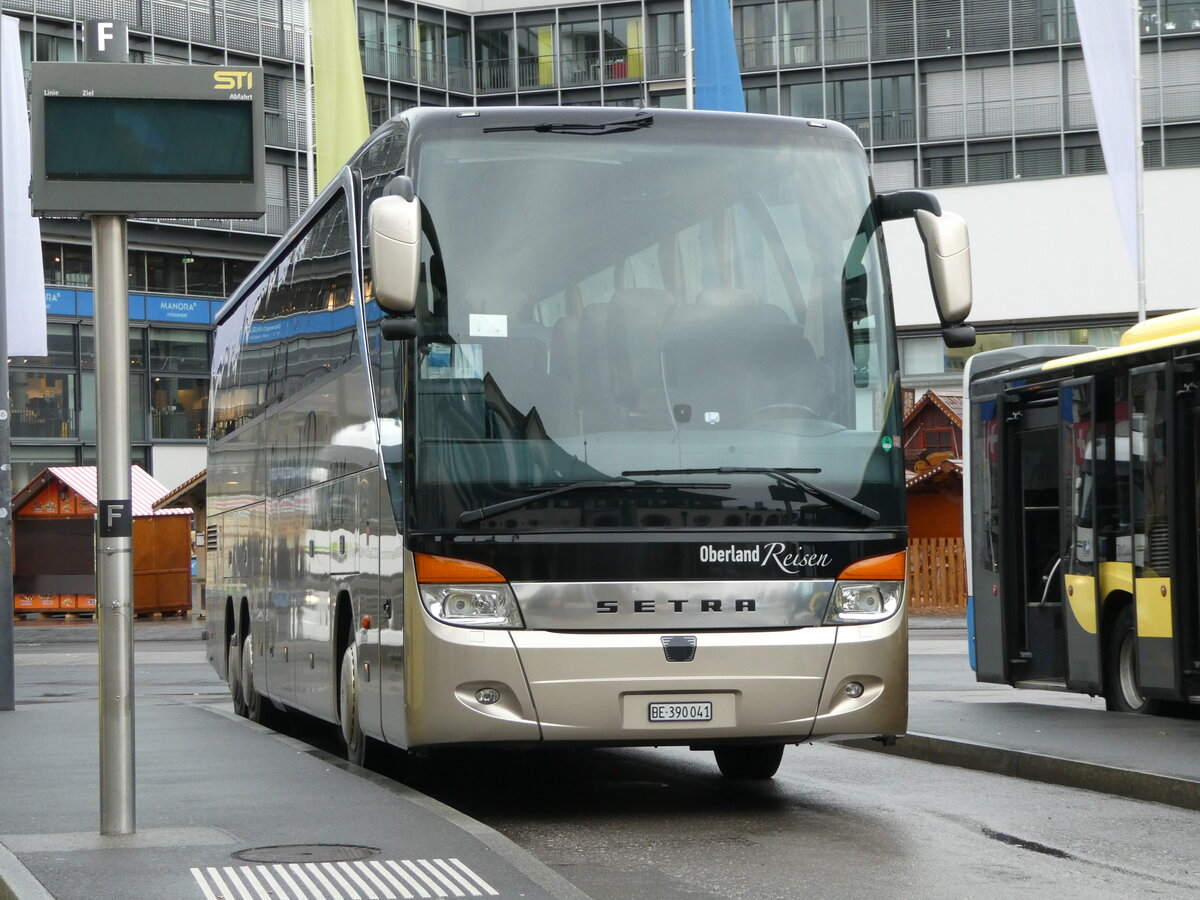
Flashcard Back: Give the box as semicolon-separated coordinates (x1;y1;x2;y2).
419;583;524;629
824;581;902;624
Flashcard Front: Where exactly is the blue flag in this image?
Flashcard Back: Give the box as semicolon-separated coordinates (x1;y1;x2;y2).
693;0;745;112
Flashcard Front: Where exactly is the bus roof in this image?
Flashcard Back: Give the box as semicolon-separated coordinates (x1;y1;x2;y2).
1040;308;1200;372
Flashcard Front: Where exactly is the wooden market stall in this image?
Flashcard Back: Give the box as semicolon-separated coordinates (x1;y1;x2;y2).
12;465;193;617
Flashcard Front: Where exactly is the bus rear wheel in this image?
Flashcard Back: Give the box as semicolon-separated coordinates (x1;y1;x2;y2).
713;743;784;779
1104;605;1160;714
338;641;369;767
228;631;247;717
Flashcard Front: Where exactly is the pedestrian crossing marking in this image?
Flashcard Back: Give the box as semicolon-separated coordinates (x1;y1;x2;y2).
191;858;500;899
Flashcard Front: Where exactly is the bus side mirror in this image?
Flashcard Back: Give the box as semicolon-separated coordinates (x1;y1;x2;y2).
914;208;973;346
876;190;974;348
369;190;422;315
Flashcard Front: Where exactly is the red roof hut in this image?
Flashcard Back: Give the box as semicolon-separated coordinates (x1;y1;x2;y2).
13;466;193;618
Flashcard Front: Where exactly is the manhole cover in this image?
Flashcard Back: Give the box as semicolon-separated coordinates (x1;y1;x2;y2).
232;844;380;863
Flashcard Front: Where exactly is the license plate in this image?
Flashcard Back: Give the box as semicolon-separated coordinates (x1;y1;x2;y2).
648;701;713;722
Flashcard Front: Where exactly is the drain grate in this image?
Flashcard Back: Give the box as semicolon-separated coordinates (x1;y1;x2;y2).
233;844;380;863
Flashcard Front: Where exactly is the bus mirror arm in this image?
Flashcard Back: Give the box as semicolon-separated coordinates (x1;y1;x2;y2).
875;190;941;221
369;190;423;315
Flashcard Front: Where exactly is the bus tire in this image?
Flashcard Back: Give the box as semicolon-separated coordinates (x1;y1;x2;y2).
714;743;784;779
1104;605;1160;714
241;633;272;725
228;631;247;717
338;640;369;767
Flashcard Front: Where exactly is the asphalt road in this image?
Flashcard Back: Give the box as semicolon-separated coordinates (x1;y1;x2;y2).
10;627;1200;900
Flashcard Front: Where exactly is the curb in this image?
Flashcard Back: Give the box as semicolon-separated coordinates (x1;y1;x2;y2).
840;733;1200;812
209;705;595;900
0;841;54;900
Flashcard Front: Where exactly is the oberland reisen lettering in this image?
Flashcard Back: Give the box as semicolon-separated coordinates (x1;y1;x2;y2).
596;598;757;614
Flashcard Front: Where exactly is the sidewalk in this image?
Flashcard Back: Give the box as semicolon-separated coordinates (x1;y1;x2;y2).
11;613;206;644
854;613;1200;812
1;617;590;900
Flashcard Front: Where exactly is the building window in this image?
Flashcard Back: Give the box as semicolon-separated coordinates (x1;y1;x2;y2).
923;426;953;453
825;0;868;63
150;376;209;440
11;322;74;368
734;2;777;70
11;371;75;439
149;328;209;375
62;244;91;287
922;152;966;187
744;85;778;114
80;372;147;443
647;12;684;78
476;22;513;91
80;325;146;370
11;446;75;494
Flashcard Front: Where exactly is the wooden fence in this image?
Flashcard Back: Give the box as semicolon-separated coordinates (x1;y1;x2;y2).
907;536;966;615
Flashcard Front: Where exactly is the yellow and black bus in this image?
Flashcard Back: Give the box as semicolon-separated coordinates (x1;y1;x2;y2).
966;310;1200;713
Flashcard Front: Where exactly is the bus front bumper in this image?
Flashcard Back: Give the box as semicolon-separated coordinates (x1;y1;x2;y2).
403;610;907;748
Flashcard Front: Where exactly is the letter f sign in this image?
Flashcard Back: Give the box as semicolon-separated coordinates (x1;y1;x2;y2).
97;21;113;50
99;500;132;538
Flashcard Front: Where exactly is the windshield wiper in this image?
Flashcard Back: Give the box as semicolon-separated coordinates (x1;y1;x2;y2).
622;467;881;523
483;114;654;136
458;476;729;525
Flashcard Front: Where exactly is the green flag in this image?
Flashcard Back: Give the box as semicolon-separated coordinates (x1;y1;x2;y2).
311;0;369;193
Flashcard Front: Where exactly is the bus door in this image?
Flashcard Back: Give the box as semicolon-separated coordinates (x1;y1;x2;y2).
1060;378;1103;693
969;392;1009;683
1180;362;1200;699
1129;364;1183;698
1006;397;1067;685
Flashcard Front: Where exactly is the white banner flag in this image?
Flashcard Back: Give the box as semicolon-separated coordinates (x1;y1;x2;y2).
1074;2;1139;278
2;15;46;357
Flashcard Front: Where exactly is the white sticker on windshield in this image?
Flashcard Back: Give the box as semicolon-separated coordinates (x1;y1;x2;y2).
470;313;508;337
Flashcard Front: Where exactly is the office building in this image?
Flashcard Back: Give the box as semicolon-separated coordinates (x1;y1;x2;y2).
7;0;1198;486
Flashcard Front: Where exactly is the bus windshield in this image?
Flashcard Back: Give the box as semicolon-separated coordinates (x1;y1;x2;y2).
397;114;902;533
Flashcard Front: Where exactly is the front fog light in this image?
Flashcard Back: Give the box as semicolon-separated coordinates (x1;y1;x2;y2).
824;581;901;624
420;583;524;628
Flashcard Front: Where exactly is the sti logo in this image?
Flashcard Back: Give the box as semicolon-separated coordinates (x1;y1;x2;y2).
214;70;254;90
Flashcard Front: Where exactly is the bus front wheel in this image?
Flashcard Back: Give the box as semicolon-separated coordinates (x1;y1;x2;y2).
1104;605;1160;714
713;743;784;779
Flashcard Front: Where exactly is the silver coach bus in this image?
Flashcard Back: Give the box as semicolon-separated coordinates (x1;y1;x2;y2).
206;107;972;779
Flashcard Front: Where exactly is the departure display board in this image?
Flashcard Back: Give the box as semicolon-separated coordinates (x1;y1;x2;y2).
31;63;265;218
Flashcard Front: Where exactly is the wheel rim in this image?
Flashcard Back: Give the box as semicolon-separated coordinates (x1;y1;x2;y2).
1118;628;1144;709
339;644;358;748
228;634;241;699
241;634;255;707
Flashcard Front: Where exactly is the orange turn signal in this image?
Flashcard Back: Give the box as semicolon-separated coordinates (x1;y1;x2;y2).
838;551;906;581
414;552;507;584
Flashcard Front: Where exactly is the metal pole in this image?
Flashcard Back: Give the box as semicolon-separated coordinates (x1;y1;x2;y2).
1132;0;1146;322
683;0;694;110
93;213;134;835
0;11;12;713
304;0;316;203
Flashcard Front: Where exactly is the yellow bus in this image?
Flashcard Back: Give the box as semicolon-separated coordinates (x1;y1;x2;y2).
966;310;1200;713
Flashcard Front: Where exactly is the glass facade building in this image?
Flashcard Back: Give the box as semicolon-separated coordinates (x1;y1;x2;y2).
7;0;1199;485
